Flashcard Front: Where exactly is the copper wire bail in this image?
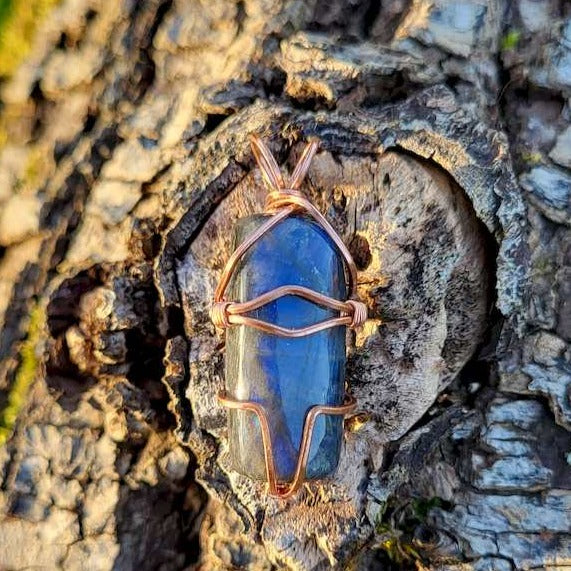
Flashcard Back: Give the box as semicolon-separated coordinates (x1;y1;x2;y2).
213;135;366;499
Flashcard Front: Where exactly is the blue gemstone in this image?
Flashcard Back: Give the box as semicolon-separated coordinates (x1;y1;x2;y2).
225;214;347;482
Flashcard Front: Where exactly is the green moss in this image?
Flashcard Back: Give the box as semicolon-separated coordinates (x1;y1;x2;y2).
412;497;443;520
373;502;388;533
0;0;61;78
521;151;543;166
371;496;449;566
0;117;7;149
532;255;555;276
23;145;44;186
0;0;14;31
0;303;44;445
501;29;521;51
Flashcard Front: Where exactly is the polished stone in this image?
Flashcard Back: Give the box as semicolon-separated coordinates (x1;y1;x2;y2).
225;214;347;482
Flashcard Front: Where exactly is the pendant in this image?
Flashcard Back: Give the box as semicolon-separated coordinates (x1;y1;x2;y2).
212;136;366;498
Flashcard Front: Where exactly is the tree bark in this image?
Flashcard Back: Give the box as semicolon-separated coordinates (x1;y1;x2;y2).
0;0;569;570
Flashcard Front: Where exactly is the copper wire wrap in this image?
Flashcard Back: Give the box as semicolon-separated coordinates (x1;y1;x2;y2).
218;391;357;499
213;135;366;498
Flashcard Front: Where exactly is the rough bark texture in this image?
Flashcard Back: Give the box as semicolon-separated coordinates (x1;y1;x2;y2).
0;0;569;570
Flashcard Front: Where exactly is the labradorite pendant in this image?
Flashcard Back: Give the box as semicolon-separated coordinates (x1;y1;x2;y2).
225;214;347;482
212;135;365;498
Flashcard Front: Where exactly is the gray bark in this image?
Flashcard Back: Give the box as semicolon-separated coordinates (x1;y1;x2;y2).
0;0;569;570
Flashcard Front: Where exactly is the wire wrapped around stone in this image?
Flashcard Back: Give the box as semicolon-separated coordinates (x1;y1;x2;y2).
218;390;357;499
212;134;366;498
211;286;365;336
212;137;367;336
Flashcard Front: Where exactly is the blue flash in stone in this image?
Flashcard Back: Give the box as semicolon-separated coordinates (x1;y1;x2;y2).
226;214;347;481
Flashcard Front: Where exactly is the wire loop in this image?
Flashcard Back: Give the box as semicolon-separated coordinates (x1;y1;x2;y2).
210;301;231;328
213;135;367;336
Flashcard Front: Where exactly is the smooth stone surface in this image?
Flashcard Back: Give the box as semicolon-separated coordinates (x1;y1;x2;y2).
225;214;347;482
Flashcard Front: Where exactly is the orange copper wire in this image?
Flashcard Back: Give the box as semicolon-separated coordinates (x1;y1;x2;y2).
213;135;366;498
212;135;366;334
217;285;366;337
218;390;357;499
